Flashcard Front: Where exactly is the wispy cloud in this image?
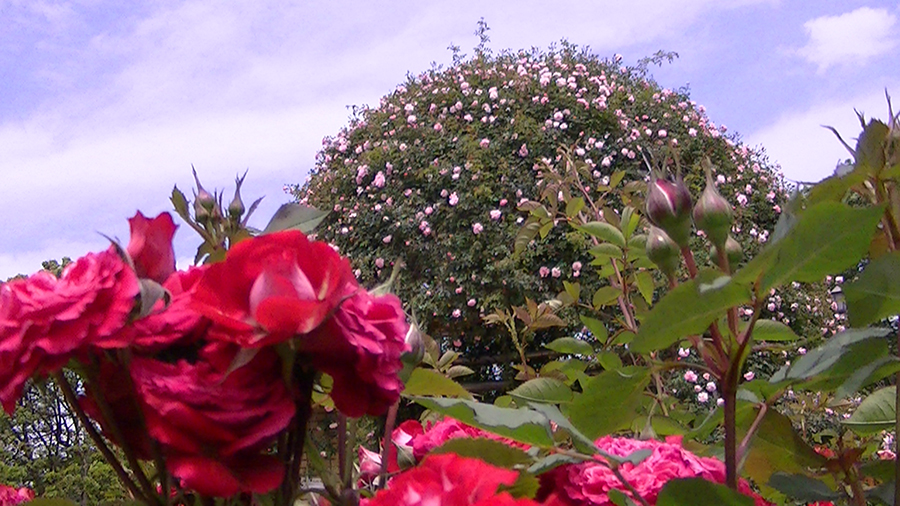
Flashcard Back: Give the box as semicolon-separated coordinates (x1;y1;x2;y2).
796;6;898;73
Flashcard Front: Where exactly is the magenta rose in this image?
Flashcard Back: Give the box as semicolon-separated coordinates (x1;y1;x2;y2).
126;211;177;284
191;230;354;347
0;484;34;506
128;341;295;497
125;266;208;352
538;436;773;506
0;247;138;413
302;288;408;417
408;418;530;461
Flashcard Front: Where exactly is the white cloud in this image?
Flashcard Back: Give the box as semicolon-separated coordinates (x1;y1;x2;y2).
747;85;900;184
796;6;898;72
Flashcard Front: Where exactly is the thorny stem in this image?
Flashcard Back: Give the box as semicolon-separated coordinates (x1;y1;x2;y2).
53;371;150;504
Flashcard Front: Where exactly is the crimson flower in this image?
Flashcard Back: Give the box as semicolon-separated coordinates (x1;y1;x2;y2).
0;484;34;506
0;247;138;413
126;212;177;284
191;230;354;347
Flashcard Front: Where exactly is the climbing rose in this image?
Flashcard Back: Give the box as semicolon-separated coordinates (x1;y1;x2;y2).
0;484;34;505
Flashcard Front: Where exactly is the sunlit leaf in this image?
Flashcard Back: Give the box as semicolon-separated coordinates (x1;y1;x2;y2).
509;377;574;404
263;203;330;234
845;251;900;327
576;221;626;248
567;367;651;439
413;397;554;447
844;386;896;435
544;337;593;356
403;368;473;399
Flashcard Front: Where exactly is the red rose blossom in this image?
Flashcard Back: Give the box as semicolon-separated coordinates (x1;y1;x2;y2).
125;266;209;352
129;341;295;497
302;287;408;417
403;418;530;461
0;484;34;506
126;211;177;284
0;247;138;413
191;230;354;347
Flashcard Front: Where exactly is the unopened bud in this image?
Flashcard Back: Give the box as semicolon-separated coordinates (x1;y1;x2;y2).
693;175;732;248
646;176;692;247
403;323;425;365
711;235;742;269
646;226;680;279
228;172;246;219
192;168;216;211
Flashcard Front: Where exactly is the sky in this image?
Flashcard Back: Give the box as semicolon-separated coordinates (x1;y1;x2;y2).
1;0;899;279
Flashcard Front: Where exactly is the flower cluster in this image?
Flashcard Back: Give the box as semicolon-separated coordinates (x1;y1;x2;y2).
0;484;34;506
0;211;409;499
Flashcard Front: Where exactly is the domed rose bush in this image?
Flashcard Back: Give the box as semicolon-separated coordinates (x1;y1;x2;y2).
291;42;834;377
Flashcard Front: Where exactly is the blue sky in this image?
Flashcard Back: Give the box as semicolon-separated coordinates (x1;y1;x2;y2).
1;0;899;279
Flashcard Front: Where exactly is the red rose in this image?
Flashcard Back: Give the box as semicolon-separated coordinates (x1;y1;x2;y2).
401;418;529;461
364;454;519;506
129;341;295;497
303;288;408;417
0;484;35;506
126;266;208;352
126;212;177;284
191;230;354;347
0;247;138;413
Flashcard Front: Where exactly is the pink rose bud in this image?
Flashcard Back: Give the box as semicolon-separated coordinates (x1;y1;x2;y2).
693;170;733;248
646;176;693;247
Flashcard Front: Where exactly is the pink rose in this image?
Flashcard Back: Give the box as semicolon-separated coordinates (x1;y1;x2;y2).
0;248;138;413
303;288;408;417
126;212;177;283
408;418;530;461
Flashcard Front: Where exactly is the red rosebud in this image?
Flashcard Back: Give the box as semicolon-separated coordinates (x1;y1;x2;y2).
126;212;177;284
0;248;138;413
190;230;354;347
646;176;693;247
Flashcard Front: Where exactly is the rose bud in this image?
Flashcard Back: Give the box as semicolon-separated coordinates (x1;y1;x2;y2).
403;322;425;365
228;172;246;220
711;235;743;269
646;176;692;247
646;226;680;280
692;174;732;248
192;167;216;211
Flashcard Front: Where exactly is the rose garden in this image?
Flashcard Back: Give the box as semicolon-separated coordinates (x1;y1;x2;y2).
2;36;900;506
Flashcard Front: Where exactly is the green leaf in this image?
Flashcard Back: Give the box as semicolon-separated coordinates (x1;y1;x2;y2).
402;368;473;399
23;500;81;506
430;437;534;467
768;472;842;502
634;270;655;304
833;356;900;403
748;319;801;342
526;403;599;455
597;351;623;371
563;281;581;303
509;377;574;404
527;453;583;475
845;251;900;327
609;489;640;506
515;219;542;254
589;243;623;263
657;478;753;506
566;197;586;218
544;337;594;356
263;203;330;234
742;410;826;489
567;366;651;439
592;286;621;308
844;386;896;435
631;271;751;353
498;471;541;499
739;202;883;292
576;221;626;248
413;397;555;447
579;315;609;343
770;327;891;384
170;185;189;218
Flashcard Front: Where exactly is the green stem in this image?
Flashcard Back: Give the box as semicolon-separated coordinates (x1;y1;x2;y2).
379;402;399;490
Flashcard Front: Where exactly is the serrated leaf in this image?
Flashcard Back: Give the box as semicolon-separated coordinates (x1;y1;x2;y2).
657;478;753;506
566;197;586;218
634;270;654;304
770;327;891;383
544;337;594;356
509;377;574;404
170;185;189;218
262;203;330;234
844;386;896;435
515;220;542;255
403;368;473;399
430;437;534;467
631;271;751;353
576;221;626;248
589;243;623;263
413;397;554;447
592;286;621;308
845;251;900;327
446;365;475;379
567;366;651;439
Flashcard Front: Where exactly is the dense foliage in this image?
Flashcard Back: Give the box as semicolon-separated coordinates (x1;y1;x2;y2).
292;40;834;373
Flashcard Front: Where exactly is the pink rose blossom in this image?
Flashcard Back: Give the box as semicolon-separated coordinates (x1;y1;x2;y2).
472;223;484;234
479;138;490;148
539;266;550;278
490;210;502;220
449;192;459;206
